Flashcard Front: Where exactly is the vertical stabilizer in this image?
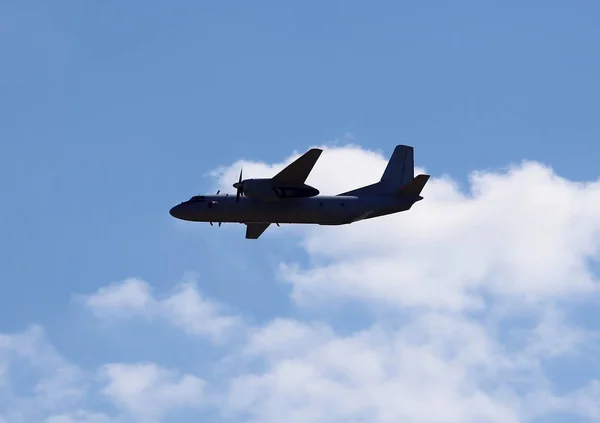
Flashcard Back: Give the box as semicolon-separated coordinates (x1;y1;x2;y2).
337;144;428;197
381;145;414;187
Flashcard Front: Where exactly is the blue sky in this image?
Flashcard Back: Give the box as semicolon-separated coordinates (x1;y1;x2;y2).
2;1;600;422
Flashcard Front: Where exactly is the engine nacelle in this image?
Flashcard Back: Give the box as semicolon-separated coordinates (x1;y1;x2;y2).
242;179;280;201
241;179;320;201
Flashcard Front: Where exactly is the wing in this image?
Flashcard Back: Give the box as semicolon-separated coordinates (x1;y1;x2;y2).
271;148;323;185
245;223;271;239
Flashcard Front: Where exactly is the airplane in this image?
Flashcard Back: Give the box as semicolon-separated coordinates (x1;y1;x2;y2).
169;145;430;239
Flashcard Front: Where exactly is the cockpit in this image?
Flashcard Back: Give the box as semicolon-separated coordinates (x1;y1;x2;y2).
188;196;206;203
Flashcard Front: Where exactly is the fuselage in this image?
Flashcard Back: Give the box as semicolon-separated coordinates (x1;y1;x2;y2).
169;194;419;225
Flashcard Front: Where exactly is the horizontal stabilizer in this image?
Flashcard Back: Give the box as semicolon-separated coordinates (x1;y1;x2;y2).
396;174;430;197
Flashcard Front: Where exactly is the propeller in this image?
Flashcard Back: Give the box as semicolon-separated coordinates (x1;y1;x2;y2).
232;167;244;203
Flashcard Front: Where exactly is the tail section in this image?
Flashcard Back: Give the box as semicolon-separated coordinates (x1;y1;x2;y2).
337;144;429;198
396;174;430;198
382;145;414;188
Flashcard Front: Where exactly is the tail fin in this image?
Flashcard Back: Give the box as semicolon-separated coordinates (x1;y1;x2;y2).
382;145;414;187
337;144;430;198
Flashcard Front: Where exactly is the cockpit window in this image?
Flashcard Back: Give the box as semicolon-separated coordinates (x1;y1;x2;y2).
189;196;206;202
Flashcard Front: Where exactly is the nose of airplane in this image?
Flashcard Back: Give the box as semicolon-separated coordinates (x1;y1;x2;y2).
169;204;183;219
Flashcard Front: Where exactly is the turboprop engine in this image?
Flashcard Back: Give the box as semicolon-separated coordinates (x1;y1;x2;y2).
232;169;319;202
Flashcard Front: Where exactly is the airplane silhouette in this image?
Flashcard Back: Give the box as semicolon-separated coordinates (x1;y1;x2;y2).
169;145;430;239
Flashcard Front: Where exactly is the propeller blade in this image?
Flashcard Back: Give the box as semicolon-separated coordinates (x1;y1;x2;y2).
216;190;220;195
209;222;213;226
230;167;245;203
218;222;222;227
236;167;244;202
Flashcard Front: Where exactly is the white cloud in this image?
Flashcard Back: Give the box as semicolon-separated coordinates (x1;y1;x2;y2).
160;283;242;341
0;326;209;423
0;326;86;406
266;160;600;311
84;278;152;316
81;278;242;344
206;144;600;422
224;315;521;423
220;311;600;423
241;318;335;360
99;363;206;422
0;326;101;423
9;143;600;423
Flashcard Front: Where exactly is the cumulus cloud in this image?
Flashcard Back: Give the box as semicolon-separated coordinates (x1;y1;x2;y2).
217;310;598;423
240;318;335;360
0;326;106;423
84;278;153;316
81;278;242;344
273;160;600;311
0;327;209;423
6;143;600;422
205;143;600;422
0;325;86;406
224;315;520;423
99;363;206;422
